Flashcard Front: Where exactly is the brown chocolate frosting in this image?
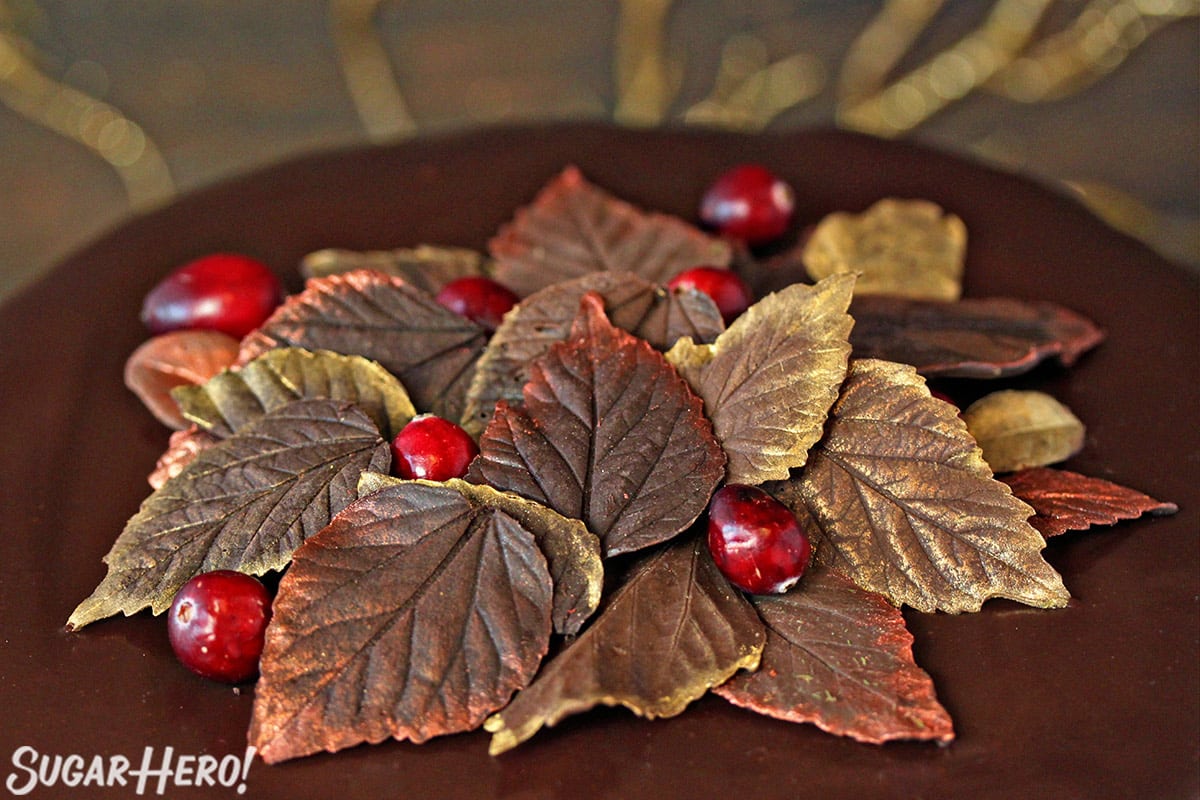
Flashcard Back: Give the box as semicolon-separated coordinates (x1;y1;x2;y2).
1;123;1195;799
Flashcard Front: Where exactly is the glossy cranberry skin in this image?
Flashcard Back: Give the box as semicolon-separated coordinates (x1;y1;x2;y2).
167;570;272;683
699;164;795;244
141;253;284;339
667;266;753;324
390;414;479;481
435;276;519;332
707;484;812;595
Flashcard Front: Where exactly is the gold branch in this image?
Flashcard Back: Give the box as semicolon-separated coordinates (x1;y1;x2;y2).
0;15;173;210
988;0;1199;102
614;0;677;126
837;0;947;103
683;37;825;131
328;0;417;141
837;0;1055;137
1068;179;1200;266
836;0;1198;137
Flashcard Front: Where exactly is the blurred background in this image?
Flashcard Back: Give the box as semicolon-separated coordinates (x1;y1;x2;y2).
1;0;1197;302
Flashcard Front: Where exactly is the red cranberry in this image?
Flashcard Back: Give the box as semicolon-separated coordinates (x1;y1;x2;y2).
141;253;284;339
707;484;812;595
435;276;519;332
390;414;479;481
699;164;795;244
667;266;753;325
167;570;272;683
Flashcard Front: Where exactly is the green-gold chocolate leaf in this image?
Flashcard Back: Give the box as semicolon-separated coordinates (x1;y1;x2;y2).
174;347;416;439
67;399;390;630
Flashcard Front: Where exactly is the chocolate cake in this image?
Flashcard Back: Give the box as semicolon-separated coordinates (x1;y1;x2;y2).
1;123;1196;799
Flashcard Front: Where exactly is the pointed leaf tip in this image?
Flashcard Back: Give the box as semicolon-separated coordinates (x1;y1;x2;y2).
668;275;855;485
468;295;726;556
773;359;1070;614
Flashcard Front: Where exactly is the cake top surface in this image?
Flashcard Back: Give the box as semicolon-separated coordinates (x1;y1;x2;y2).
0;123;1195;800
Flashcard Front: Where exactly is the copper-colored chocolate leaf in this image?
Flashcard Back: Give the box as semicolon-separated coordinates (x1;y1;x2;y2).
1002;467;1178;537
124;330;241;429
463;270;724;435
715;567;954;744
238;270;487;421
667;275;855;485
357;472;603;636
467;294;726;556
848;295;1105;378
249;481;553;763
300;245;489;294
803;199;967;301
489;166;732;297
67;399;391;630
484;536;764;755
962;390;1085;473
174;347;416;440
773;359;1069;613
147;426;217;489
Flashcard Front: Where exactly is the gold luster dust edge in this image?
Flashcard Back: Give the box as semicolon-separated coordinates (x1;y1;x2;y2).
483;642;762;756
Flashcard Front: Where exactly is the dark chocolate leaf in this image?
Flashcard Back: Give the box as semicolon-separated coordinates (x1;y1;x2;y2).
466;294;726;556
961;390;1085;473
667;275;855;485
848;295;1105;378
489;165;732;297
463;270;725;435
174;347;416;440
770;359;1070;614
124;330;241;430
715;567;954;744
300;245;489;294
1002;467;1178;537
484;536;764;755
249;481;553;763
238;270;487;421
147;426;217;489
357;472;603;636
67;399;391;630
730;238;813;299
803;199;967;301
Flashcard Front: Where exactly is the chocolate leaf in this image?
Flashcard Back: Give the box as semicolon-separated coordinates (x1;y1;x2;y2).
489;165;732;297
961;390;1086;473
484;536;764;755
357;472;603;636
147;426;217;489
463;270;725;435
467;294;726;556
249;481;553;763
667;275;855;485
300;245;489;294
731;239;813;299
124;330;241;430
848;295;1105;378
1002;467;1178;537
174;347;416;440
715;567;954;744
67;399;391;630
771;359;1069;613
803;199;967;301
238;270;487;421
